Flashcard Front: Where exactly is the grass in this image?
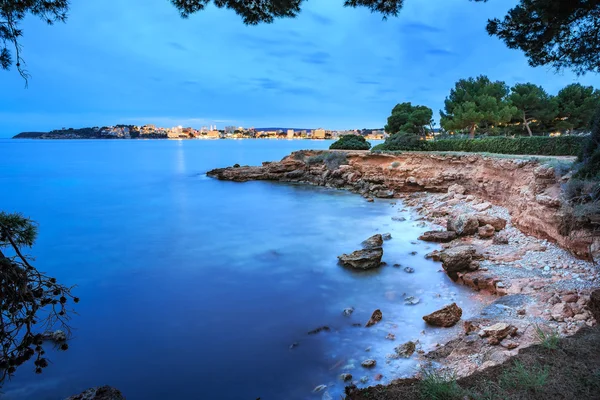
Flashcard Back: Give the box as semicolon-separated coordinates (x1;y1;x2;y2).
498;361;549;392
419;368;463;400
535;324;561;350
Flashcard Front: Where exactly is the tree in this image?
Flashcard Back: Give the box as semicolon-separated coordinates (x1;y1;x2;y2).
508;83;557;136
384;102;433;136
0;212;77;384
329;134;371;150
555;83;600;133
440;75;517;138
485;0;600;75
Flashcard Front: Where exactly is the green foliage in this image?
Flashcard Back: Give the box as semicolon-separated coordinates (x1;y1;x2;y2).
329;134;371;150
556;84;600;132
535;324;561;350
576;106;600;179
486;1;600;75
384;102;433;135
498;361;549;392
419;368;463;400
376;135;585;156
508;83;557;136
440;76;518;137
306;152;349;170
0;212;37;248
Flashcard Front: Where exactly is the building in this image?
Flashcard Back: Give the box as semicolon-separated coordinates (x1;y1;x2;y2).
312;128;326;139
287;129;295;139
206;130;221;138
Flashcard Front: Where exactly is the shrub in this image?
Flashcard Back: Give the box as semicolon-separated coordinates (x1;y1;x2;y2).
329;135;371;150
374;134;586;156
576;106;600;179
419;368;463;400
535;324;560;350
306;152;348;170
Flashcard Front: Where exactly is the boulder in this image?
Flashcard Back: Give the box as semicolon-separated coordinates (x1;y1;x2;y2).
361;359;376;368
338;248;383;270
476;215;507;231
493;231;510;245
439;245;480;278
418;230;458;243
65;387;125;400
362;234;383;249
422;303;463;327
448;184;466;195
480;323;517;341
551;302;574;322
447;214;479;236
425;250;442;261
478;224;495;238
395;341;416;358
366;309;382;327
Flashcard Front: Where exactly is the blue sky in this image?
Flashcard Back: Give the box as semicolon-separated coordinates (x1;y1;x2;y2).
1;0;600;137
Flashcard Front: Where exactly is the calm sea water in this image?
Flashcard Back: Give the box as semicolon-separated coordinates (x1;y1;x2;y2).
0;139;480;400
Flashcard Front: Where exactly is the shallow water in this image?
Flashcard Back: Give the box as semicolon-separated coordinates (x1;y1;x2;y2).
0;139;481;399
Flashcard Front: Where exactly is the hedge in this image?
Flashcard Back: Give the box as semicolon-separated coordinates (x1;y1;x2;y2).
330;135;371;150
373;135;587;156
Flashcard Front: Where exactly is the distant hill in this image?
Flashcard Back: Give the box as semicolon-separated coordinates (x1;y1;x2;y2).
13;132;46;138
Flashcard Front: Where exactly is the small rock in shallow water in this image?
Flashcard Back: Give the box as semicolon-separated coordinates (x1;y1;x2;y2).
374;374;383;381
404;267;415;273
362;234;384;249
385;333;396;340
366;309;383;327
422;303;462;327
410;251;418;256
393;263;401;268
361;359;376;368
308;326;331;335
360;376;369;383
340;373;353;382
392;216;406;221
343;307;355;317
382;233;392;240
404;296;420;305
395;341;416;358
365;346;371;352
289;342;299;350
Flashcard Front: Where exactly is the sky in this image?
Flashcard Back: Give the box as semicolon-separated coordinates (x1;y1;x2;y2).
2;0;600;137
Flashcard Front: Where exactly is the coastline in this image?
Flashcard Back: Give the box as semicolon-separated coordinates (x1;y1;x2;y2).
206;149;600;394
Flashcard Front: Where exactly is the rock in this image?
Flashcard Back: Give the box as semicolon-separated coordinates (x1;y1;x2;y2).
338;248;383;270
500;339;519;350
418;230;458;243
551;302;574;322
493;231;510;245
65;387;125;400
361;359;376;368
395;341;416;358
392;216;406;221
478;224;495;239
404;266;415;273
588;289;600;320
422;303;462;327
477;215;507;231
481;323;517;341
340;373;353;382
473;202;492;212
366;198;374;203
392;263;401;267
382;233;392;240
313;384;327;393
404;296;420;305
289;342;299;350
366;309;382;327
439;245;479;277
362;234;383;249
360;376;369;383
562;294;579;303
308;326;331;335
343;307;355;317
447;214;479;236
448;184;466;195
385;333;396;340
425;250;442;261
374;374;383;381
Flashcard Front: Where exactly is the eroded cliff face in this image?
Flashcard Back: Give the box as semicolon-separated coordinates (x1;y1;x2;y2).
208;151;599;261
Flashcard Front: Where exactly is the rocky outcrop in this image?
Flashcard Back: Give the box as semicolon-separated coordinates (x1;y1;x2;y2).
207;151;598;261
362;234;383;249
65;386;124;400
418;230;457;243
338;248;383;269
447;214;480;236
423;303;463;327
439;245;481;279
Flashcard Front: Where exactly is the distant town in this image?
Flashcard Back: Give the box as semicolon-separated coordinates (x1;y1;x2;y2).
13;124;388;140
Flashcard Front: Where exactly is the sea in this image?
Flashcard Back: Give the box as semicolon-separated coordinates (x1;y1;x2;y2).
0;139;480;399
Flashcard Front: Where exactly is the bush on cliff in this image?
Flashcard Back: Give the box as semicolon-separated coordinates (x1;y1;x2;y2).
373;134;586;156
576;107;600;179
329;135;371;150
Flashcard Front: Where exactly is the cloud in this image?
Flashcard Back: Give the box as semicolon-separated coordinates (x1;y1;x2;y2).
306;11;334;25
168;42;188;51
401;21;443;33
426;48;456;56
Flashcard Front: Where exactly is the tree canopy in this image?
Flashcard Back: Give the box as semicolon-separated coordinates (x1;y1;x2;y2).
440;75;517;138
508;83;556;136
384;102;433;135
555;83;600;132
329;134;371;150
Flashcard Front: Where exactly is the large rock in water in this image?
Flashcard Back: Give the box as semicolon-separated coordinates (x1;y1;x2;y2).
439;245;480;278
419;230;457;243
65;386;124;400
423;303;463;327
338;248;383;270
447;214;479;236
362;234;383;249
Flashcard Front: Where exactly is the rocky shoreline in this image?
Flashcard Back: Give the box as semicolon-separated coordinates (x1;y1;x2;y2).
207;150;600;393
